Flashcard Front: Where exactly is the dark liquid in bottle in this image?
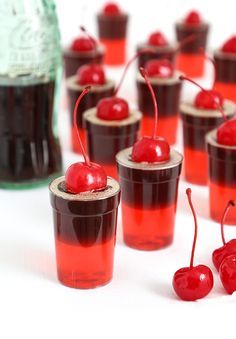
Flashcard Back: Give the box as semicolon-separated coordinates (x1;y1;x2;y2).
0;78;62;187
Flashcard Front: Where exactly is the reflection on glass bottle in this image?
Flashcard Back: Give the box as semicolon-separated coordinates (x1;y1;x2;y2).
0;0;62;188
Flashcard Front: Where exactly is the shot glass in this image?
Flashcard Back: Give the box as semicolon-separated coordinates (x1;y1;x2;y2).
49;176;120;289
97;11;128;65
175;22;209;77
116;147;183;250
214;50;236;102
180;100;235;185
207;129;236;224
66;76;115;153
136;71;182;144
84;108;142;179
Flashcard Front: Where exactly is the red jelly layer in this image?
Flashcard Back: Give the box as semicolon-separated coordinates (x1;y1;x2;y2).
141;115;178;145
55;237;115;289
209;181;236;224
121;202;175;250
176;53;205;78
184;146;208;185
100;38;126;65
214;81;236;102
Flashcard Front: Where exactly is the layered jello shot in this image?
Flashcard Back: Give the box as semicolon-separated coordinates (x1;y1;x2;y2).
180;76;235;185
66;63;115;153
136;30;177;69
84;54;142;179
97;2;128;65
207;117;236;224
64;27;104;78
214;36;236;102
137;58;182;144
175;10;209;77
49;87;120;289
117;68;183;250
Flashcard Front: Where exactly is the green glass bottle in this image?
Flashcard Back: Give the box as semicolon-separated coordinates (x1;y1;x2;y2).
0;0;62;189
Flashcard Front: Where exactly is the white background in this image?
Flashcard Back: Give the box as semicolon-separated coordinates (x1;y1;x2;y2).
1;1;236;338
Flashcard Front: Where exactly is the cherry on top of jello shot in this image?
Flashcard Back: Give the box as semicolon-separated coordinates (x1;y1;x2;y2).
132;67;170;163
65;86;107;194
77;63;106;86
221;36;236;54
102;2;122;15
70;26;98;53
184;10;202;26
145;58;174;79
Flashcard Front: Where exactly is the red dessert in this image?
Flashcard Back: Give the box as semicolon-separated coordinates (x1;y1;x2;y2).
66;64;115;153
180;76;235;185
116;68;183;250
83;53;142;178
137;59;182;144
173;188;214;301
175;10;209;77
49;88;120;289
136;30;178;69
64;27;104;78
214;36;236;102
97;2;128;65
207;117;236;223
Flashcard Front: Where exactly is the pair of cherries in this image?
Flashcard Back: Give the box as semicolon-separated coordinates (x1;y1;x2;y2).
173;193;236;301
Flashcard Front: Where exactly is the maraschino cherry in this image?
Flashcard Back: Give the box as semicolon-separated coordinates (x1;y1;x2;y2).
148;31;168;47
219;254;236;294
212;200;236;271
65;86;107;193
103;2;121;15
179;75;225;112
217;117;236;146
77;64;106;86
221;36;236;54
184;10;202;25
145;59;174;78
97;51;147;121
71;26;97;53
173;188;214;301
131;68;170;163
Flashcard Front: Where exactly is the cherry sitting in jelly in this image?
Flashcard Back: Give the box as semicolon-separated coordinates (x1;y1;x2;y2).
217;117;236;146
132;67;170;163
145;59;174;78
148;31;168;47
77;64;106;86
173;188;214;301
222;36;236;54
219;254;236;294
212;200;236;271
71;27;97;53
65;86;107;194
184;10;201;25
103;2;121;15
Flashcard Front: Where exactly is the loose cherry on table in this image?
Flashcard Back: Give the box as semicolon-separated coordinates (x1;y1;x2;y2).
145;59;174;78
65;86;107;194
172;188;214;301
219;254;236;294
184;10;202;25
212;200;236;271
131;67;170;163
103;2;121;15
148;31;168;47
97;50;151;121
71;26;97;53
221;36;236;54
77;64;106;86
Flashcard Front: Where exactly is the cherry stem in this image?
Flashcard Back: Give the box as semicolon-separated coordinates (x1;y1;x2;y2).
177;33;198;51
221;200;236;245
199;47;216;87
139;67;158;138
73;86;91;166
80;25;97;49
113;48;155;97
186;188;198;268
179;75;227;122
